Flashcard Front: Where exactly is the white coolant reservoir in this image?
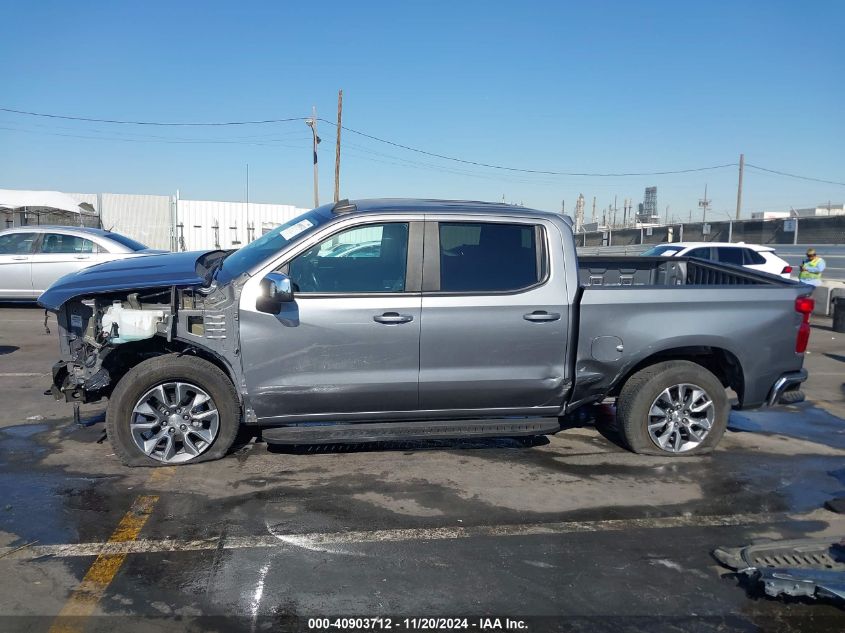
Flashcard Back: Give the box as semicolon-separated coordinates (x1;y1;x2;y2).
101;301;166;344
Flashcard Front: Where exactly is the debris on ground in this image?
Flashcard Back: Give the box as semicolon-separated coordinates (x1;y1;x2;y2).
713;537;845;605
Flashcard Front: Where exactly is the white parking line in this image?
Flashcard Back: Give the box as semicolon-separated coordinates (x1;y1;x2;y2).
0;372;45;377
0;511;788;561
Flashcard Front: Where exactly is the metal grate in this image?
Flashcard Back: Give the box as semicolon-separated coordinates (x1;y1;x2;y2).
203;314;226;339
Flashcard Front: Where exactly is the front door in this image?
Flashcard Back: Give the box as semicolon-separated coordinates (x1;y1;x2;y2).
419;219;570;414
239;221;423;422
0;232;37;299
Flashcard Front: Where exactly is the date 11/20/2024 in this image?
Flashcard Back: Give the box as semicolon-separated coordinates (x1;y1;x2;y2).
307;617;528;630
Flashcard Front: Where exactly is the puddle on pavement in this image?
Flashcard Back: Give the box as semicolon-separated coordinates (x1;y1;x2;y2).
729;404;845;449
0;422;117;547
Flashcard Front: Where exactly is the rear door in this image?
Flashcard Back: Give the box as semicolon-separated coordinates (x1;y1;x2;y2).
418;218;569;414
31;232;101;294
0;232;37;299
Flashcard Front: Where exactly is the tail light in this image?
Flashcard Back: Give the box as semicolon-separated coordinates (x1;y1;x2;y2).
795;296;814;353
782;265;792;274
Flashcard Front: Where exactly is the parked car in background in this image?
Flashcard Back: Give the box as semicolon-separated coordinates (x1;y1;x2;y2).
640;242;792;278
0;226;162;300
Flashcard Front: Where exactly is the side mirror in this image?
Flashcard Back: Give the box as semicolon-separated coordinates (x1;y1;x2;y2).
258;272;294;313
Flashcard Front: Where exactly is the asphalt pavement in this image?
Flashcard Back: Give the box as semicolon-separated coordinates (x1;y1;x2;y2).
0;305;843;632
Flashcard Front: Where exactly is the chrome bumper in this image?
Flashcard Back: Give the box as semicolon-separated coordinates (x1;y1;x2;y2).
766;369;808;407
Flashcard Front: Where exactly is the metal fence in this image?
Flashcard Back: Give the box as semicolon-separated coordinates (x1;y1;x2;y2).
575;215;845;248
576;215;845;281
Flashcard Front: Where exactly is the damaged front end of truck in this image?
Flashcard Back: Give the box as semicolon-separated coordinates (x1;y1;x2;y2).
38;249;244;412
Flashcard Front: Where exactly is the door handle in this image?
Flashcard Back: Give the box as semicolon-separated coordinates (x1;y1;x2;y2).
74;255;90;259
373;312;414;324
523;310;561;322
11;256;28;261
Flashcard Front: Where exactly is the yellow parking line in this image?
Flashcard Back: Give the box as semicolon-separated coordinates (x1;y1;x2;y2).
49;468;174;633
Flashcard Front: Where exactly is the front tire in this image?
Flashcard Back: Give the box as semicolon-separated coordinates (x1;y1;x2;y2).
616;360;729;456
106;355;240;467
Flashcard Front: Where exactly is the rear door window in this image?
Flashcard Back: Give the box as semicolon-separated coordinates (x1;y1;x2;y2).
0;232;37;254
38;233;97;254
438;222;541;292
715;247;744;266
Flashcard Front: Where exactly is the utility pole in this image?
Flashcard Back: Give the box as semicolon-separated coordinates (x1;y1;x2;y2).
305;106;320;207
698;184;711;223
334;90;343;203
612;196;618;228
735;153;744;220
591;196;596;223
665;205;670;225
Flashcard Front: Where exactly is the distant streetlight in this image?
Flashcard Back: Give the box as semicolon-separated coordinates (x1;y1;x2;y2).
305;107;321;207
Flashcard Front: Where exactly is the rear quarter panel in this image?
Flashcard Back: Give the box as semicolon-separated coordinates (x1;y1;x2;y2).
572;285;810;409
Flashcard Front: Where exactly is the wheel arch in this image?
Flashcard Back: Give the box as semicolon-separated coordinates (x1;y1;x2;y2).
611;345;745;403
100;337;242;403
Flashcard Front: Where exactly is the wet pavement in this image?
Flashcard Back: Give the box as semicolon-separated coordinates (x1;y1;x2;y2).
0;306;844;631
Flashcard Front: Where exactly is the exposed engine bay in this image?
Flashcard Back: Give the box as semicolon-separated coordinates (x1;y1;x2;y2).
51;284;241;404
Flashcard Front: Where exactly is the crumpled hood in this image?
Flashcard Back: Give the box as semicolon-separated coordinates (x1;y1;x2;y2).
38;250;211;311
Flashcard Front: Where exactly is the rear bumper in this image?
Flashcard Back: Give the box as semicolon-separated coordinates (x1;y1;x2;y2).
765;369;808;407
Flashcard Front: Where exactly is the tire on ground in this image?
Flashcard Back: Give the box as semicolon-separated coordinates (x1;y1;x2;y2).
106;354;240;467
615;360;729;456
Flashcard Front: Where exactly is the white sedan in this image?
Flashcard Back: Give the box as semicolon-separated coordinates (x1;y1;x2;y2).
0;226;163;300
641;242;793;278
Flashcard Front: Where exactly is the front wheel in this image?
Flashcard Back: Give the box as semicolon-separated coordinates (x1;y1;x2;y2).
616;360;729;456
106;355;240;467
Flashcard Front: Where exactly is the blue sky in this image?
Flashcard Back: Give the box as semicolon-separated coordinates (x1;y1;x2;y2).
1;0;843;218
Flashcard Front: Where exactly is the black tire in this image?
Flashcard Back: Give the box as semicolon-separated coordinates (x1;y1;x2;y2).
615;360;729;456
106;354;240;467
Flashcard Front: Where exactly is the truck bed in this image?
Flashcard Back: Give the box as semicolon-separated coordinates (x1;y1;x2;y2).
578;256;791;287
571;255;809;412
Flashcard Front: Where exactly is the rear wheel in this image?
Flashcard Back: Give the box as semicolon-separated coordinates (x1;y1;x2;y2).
616;360;729;456
106;355;240;467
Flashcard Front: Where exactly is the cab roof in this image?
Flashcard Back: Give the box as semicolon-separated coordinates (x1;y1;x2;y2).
324;198;573;225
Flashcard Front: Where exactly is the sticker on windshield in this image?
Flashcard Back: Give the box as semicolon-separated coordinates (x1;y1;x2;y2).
280;219;314;240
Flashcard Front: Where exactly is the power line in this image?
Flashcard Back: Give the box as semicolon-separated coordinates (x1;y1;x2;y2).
318;118;736;177
745;163;845;187
3;105;843;185
0;106;305;126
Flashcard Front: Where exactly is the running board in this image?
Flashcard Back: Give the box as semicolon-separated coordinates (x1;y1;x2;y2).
261;418;561;445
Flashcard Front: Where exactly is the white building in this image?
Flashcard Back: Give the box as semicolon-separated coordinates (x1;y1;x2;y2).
2;188;308;251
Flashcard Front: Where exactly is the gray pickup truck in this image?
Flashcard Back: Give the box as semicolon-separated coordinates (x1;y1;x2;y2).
39;199;813;466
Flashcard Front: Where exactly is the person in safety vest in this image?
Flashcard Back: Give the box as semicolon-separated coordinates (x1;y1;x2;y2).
799;248;825;286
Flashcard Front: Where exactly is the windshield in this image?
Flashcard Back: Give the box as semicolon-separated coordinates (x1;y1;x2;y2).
641;245;682;257
215;209;328;284
105;232;150;251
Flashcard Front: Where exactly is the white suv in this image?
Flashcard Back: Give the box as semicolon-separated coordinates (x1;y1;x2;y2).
641;242;792;278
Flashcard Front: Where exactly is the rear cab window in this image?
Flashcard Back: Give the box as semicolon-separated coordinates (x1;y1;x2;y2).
436;221;544;292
